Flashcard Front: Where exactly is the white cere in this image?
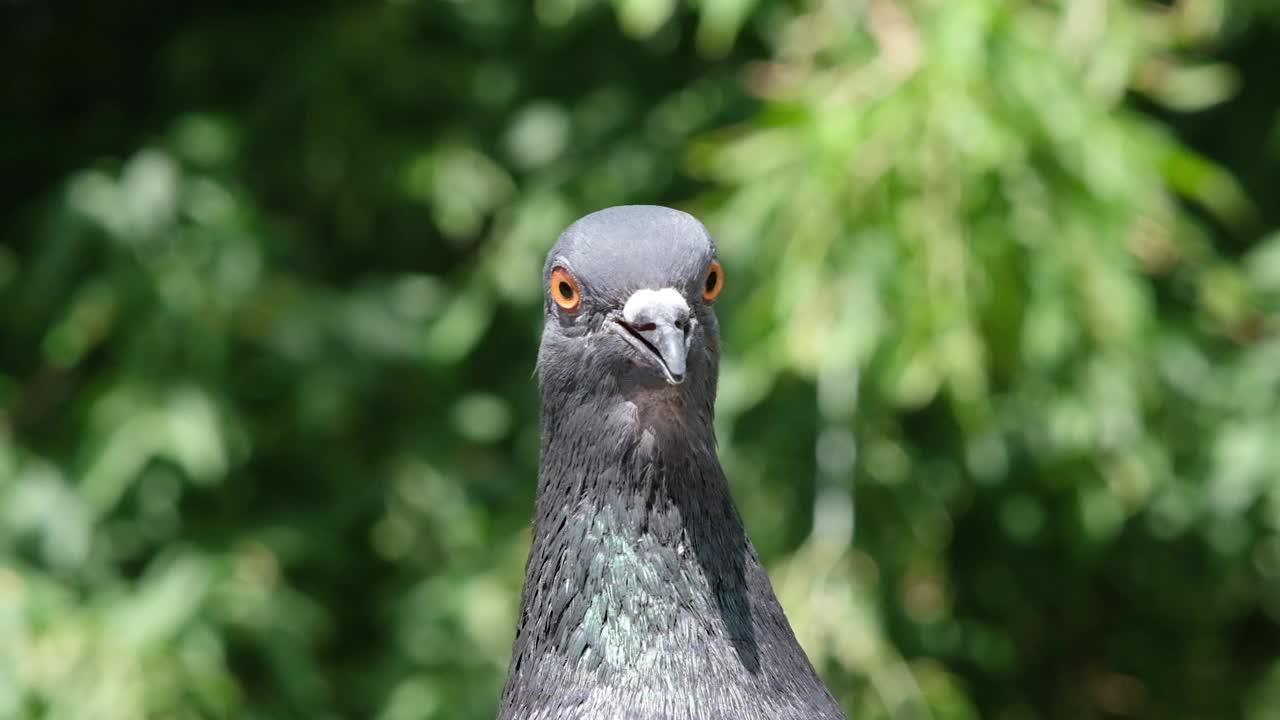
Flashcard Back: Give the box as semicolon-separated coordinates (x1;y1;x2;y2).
622;288;689;324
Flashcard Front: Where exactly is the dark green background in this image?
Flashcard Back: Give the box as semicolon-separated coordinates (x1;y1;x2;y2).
2;1;1279;718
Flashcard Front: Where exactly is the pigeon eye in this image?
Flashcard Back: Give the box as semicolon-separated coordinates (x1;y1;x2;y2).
550;267;581;312
702;260;724;301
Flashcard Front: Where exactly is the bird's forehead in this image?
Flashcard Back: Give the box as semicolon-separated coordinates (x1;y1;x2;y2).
546;205;714;292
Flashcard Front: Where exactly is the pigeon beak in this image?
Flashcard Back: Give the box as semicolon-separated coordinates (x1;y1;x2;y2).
636;321;687;384
615;288;692;385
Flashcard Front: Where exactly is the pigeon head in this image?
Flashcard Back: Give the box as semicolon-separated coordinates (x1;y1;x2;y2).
539;205;724;411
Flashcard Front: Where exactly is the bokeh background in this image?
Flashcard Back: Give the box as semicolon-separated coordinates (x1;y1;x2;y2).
3;0;1280;718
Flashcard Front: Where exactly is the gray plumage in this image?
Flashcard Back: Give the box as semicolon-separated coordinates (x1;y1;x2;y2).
498;206;846;720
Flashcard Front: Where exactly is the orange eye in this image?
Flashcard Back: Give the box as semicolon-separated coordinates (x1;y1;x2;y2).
702;260;724;301
550;267;580;312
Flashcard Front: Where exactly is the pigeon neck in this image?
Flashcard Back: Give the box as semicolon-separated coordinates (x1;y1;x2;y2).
499;394;840;719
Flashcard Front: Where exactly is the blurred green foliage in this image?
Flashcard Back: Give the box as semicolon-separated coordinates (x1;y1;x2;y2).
2;1;1279;719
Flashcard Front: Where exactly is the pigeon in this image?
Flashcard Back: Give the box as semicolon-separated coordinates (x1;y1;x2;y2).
498;205;847;720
